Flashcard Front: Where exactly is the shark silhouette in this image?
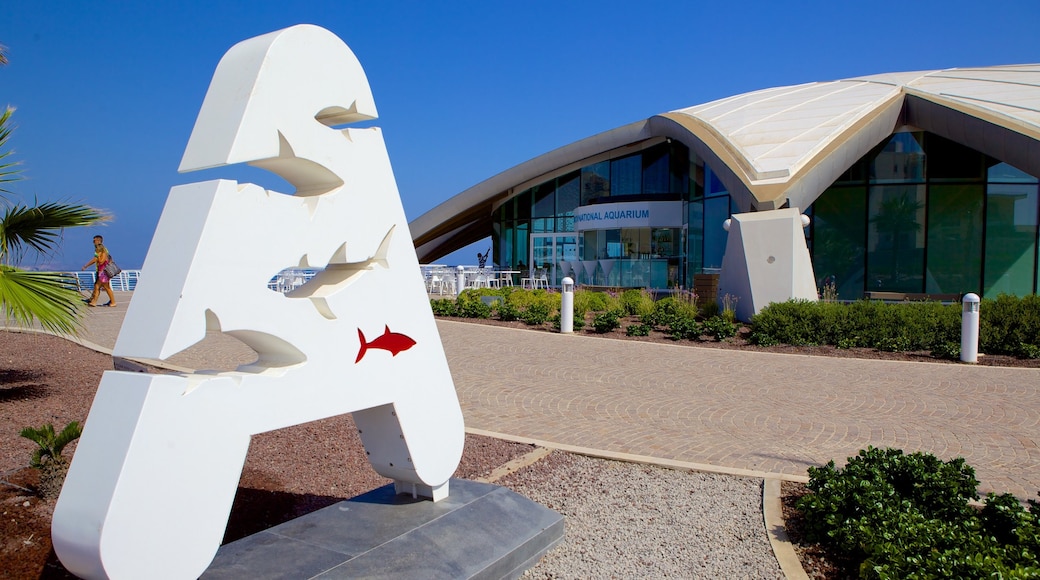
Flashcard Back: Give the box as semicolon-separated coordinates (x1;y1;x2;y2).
356;325;417;363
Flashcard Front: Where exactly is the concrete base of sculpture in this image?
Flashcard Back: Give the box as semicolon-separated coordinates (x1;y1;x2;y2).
202;479;564;579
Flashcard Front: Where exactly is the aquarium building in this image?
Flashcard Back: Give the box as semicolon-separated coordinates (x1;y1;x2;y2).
410;65;1040;304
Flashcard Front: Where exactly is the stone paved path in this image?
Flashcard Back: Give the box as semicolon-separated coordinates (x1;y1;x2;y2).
436;321;1040;499
43;297;1040;499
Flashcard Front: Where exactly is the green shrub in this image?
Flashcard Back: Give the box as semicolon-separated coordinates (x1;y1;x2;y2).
430;298;457;317
625;322;652;337
666;317;700;341
749;299;824;346
931;341;961;360
794;447;1040;578
592;309;623;333
701;316;737;341
520;301;552;325
699;301;721;319
644;296;698;329
454;290;493;318
620;289;655;317
495;299;521;321
982;294;1040;357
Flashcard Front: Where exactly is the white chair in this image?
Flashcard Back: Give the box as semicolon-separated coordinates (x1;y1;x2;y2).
532;268;548;289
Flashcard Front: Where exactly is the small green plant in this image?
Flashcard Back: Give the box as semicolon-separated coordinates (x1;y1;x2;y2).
20;421;82;499
701;315;737;341
625;322;652;336
592;309;623;333
720;293;738;323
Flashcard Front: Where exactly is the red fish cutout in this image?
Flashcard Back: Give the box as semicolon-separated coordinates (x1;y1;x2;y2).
355;326;417;363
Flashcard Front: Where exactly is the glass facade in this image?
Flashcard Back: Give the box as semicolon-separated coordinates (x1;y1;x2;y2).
491;130;1039;296
810;133;1040;299
493;140;706;287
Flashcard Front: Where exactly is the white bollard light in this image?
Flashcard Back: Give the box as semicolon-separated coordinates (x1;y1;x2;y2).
560;277;574;333
457;265;466;296
961;293;980;363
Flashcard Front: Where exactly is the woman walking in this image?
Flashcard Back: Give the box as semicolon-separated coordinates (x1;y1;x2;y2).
82;235;116;307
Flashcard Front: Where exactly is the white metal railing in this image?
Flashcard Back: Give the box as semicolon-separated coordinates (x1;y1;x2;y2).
63;270;142;292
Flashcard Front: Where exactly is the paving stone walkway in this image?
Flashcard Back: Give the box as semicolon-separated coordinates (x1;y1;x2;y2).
56;295;1040;499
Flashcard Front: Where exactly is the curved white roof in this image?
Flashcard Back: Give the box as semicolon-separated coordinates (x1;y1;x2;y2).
412;64;1040;262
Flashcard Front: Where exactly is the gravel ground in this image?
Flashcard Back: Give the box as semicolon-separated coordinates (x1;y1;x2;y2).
500;452;783;579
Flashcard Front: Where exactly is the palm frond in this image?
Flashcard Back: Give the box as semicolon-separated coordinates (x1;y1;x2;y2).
1;201;110;262
0;107;21;199
0;266;86;335
52;421;83;458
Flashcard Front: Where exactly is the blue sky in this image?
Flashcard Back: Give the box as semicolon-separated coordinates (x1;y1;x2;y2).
3;1;1038;270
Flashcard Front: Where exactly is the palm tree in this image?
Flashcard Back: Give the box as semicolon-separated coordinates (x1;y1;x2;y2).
1;46;110;334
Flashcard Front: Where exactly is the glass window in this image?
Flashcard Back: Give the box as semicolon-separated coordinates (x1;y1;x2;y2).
867;184;926;292
988;162;1039;184
581;161;610;205
556;171;580;214
926;134;984;182
652;228;680;257
703;196;730;270
531;217;553;233
516;189;532;220
611;154;641;196
833;158;868;185
642;145;670;194
705;166;728;198
532;182;555;217
870;133;925;184
687;201;704;278
604;230;620;259
984;183;1039;297
515;223;529;270
926;184;983;294
556;215;575;232
810;187;866;299
690;160;705;200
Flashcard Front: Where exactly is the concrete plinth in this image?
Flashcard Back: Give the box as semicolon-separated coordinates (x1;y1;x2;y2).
203;479;564;579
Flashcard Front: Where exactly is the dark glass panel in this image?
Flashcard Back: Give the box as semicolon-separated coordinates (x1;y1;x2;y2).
502;222;515;268
611;154;642;196
811;187;866;299
703;196;730;270
556;171;580;214
866;184;926;292
670;142;690;195
870;133;925;184
926;184;984;294
642;144;670;194
515;222;529;271
984;183;1039;297
605;229;621;259
532;182;555;217
687;200;704;277
833;157;868;185
925;134;984;182
691;160;705;200
581;161;610;205
988;162;1039;184
706;166;728;198
652;228;680;258
516;189;532;220
556;216;575;232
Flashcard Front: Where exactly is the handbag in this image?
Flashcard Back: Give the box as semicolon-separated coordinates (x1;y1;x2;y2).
103;259;122;278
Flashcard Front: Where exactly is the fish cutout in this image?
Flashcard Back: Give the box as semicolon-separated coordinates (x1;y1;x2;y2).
356;325;417;363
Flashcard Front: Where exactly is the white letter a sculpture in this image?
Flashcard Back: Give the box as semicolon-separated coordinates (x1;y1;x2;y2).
52;25;465;579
